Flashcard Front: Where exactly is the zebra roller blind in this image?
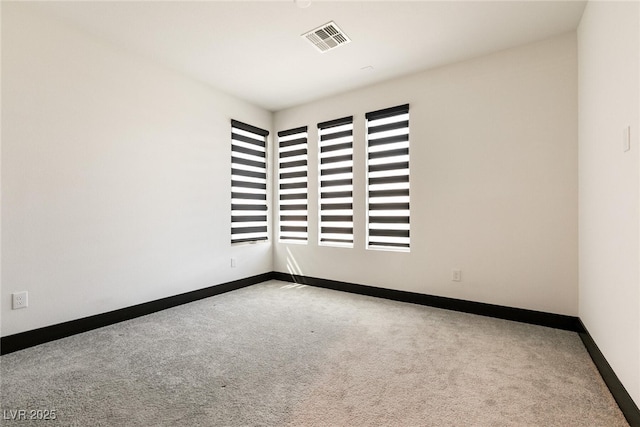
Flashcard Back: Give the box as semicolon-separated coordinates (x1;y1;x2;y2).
231;119;269;244
318;116;354;247
278;126;308;243
366;104;410;251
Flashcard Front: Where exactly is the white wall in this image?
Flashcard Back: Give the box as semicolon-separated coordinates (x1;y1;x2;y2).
274;33;578;316
0;2;4;337
1;5;272;337
4;3;637;409
578;1;640;407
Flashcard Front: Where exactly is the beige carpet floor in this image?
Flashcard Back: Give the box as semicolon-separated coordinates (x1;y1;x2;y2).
0;280;629;426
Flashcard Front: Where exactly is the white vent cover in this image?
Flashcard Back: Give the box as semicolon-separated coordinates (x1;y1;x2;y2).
302;21;351;53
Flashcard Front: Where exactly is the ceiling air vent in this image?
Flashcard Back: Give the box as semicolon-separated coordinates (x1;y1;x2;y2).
302;21;351;53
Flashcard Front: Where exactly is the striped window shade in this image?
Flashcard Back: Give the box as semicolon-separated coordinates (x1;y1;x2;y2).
231;119;269;244
318;116;354;247
366;104;410;251
278;126;308;243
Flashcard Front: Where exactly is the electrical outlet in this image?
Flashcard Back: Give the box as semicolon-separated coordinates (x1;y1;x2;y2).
12;291;28;309
231;258;237;268
451;269;462;282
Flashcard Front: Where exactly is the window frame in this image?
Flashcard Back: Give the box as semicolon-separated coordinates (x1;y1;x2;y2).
318;116;355;248
230;119;270;245
365;104;411;252
277;126;309;244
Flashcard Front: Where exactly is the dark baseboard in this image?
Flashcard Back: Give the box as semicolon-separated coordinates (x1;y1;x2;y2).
578;321;640;427
274;271;640;425
0;272;274;355
3;270;638;425
273;272;583;332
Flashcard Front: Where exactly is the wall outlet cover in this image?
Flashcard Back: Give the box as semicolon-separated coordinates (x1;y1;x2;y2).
12;291;28;309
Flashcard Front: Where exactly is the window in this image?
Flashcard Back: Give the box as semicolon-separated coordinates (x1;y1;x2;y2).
278;126;308;243
231;119;269;244
318;116;354;247
366;104;410;251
